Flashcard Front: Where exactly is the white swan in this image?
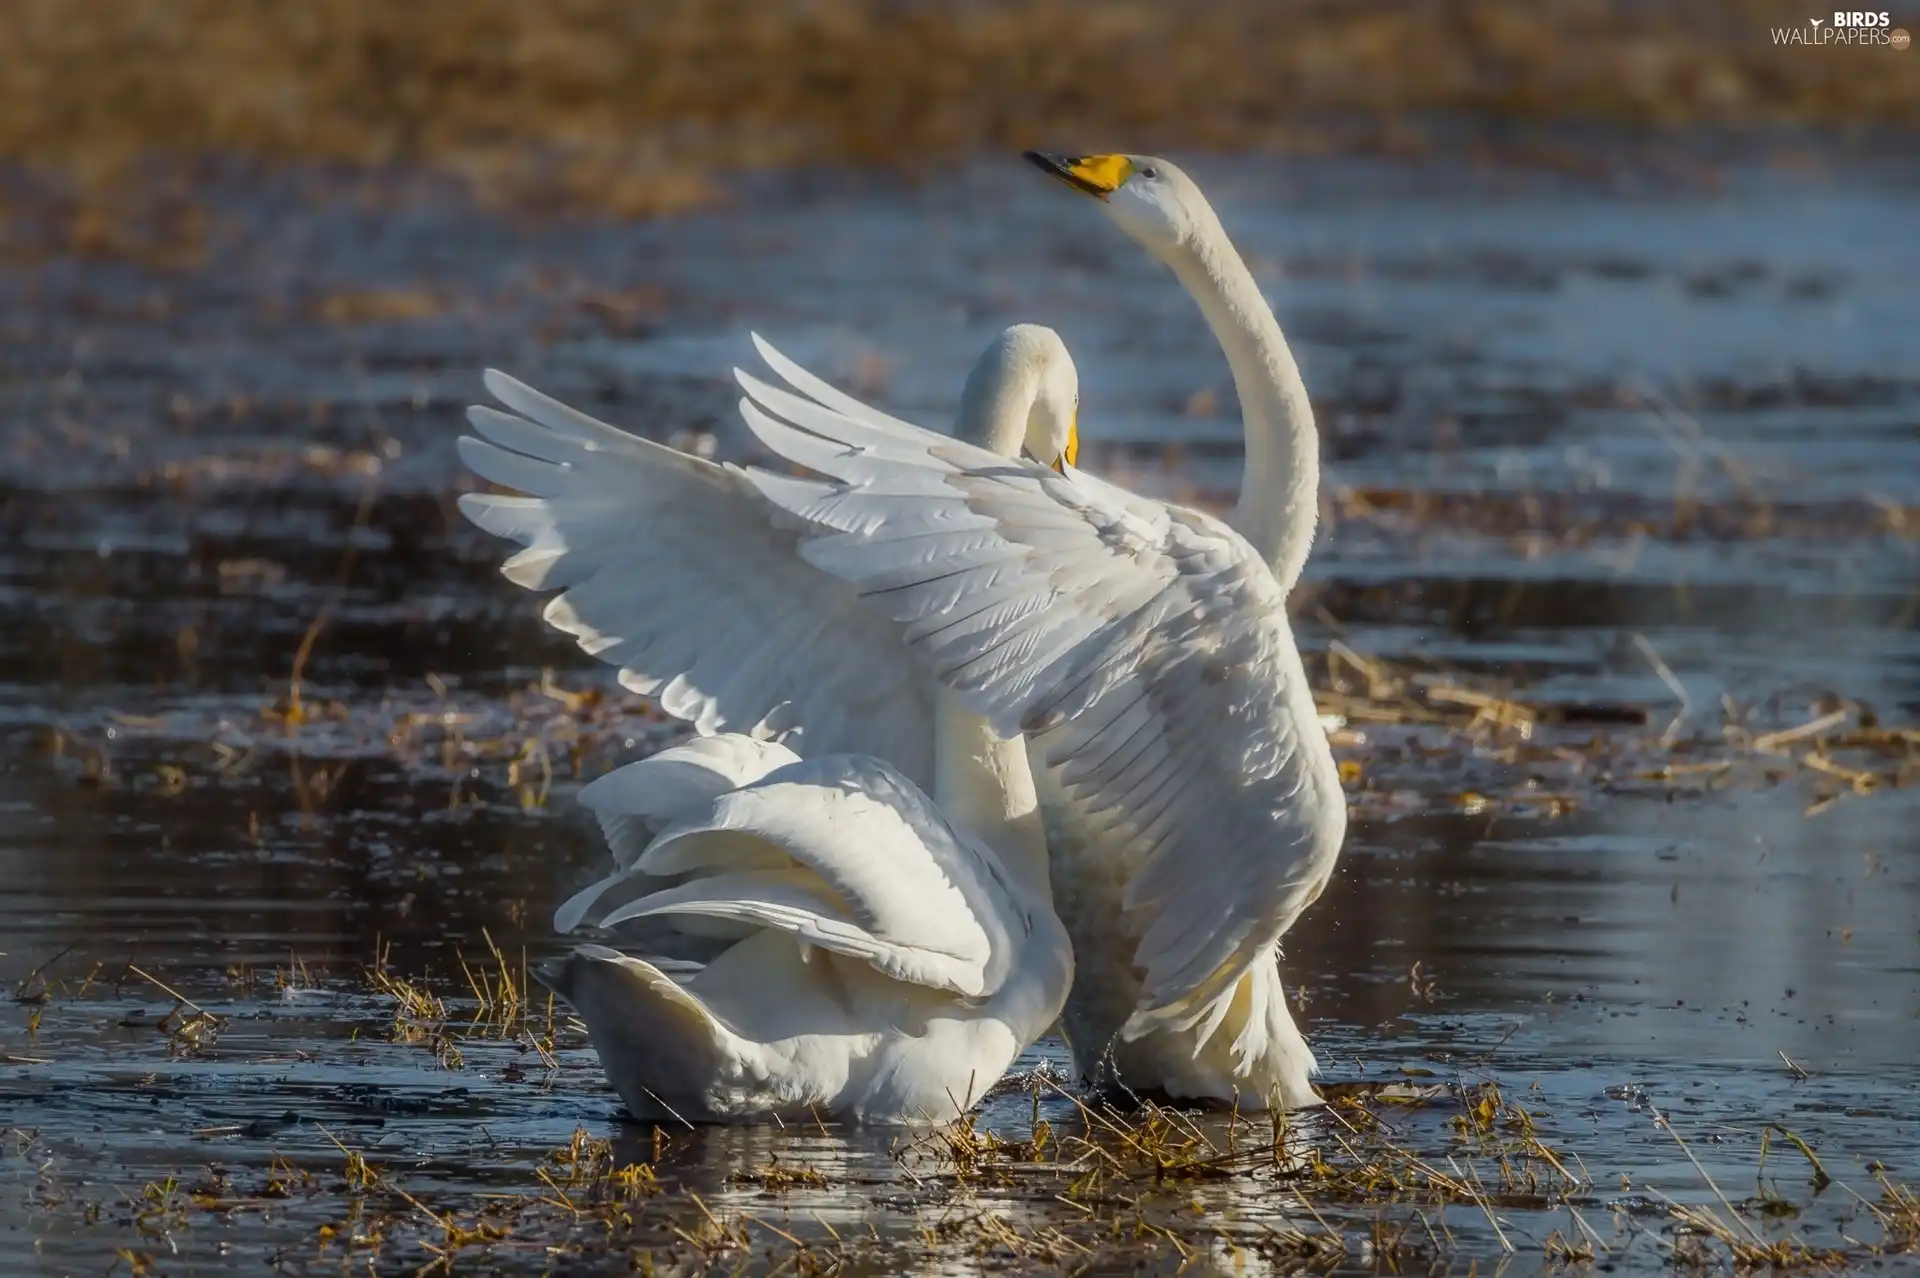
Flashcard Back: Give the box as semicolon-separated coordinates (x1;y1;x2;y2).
458;326;1080;1123
1023;153;1318;586
735;153;1345;1109
539;733;1070;1125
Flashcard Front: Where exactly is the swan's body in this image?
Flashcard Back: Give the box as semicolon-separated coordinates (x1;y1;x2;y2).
542;735;1069;1124
459;326;1079;1124
736;154;1346;1109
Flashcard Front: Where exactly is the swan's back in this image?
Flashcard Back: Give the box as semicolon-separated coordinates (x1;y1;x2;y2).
544;737;1070;1124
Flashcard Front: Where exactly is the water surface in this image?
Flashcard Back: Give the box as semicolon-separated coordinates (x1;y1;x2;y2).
3;150;1917;1272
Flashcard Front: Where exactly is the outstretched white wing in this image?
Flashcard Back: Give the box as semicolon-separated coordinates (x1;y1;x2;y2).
737;363;1346;1042
457;368;935;783
590;748;1031;998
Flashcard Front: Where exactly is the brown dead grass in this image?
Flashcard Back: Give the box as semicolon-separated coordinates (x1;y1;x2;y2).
1;0;1915;222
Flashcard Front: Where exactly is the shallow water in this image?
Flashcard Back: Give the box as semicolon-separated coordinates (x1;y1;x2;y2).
2;149;1918;1272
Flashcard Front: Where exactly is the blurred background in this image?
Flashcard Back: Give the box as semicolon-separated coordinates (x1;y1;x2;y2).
1;2;1918;1267
3;0;1917;227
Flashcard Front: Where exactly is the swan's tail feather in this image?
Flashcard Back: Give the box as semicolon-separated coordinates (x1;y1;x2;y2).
1116;950;1247;1045
556;736;803;933
1115;952;1320;1110
1233;961;1320;1102
579;736;801;859
538;945;730;1122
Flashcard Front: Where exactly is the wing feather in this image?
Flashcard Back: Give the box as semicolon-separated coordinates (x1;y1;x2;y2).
458;368;935;783
747;333;925;435
555;737;802;932
737;375;1348;1048
624;750;1031;997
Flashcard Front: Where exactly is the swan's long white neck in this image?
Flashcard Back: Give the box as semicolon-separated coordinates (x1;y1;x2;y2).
931;690;1050;902
954;328;1047;459
1162;209;1320;592
931;329;1054;903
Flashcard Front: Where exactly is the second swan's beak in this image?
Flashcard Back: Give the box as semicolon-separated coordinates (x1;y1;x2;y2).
1024;151;1133;201
1052;414;1079;474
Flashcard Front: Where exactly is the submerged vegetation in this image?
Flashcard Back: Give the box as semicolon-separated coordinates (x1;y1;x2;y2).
2;18;1916;1263
11;487;1914;1266
8;944;1920;1276
37;626;1920;831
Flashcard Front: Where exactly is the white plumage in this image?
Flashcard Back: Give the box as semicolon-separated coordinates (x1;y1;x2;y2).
543;738;1068;1124
459;371;937;783
738;359;1343;1109
460;148;1347;1110
726;152;1348;1108
460;326;1083;1123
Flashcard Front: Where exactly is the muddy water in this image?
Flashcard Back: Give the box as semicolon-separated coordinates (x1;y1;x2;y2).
2;152;1918;1272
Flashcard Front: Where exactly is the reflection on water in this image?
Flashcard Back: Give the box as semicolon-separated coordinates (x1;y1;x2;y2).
2;150;1918;1270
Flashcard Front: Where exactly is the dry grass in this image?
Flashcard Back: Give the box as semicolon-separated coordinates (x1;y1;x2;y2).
364;933;560;1074
887;1088;1920;1272
9;977;1920;1273
45;609;1914;833
1;0;1915;239
1309;632;1919;825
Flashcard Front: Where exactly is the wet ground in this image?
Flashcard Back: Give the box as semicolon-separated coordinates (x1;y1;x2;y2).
2;149;1918;1272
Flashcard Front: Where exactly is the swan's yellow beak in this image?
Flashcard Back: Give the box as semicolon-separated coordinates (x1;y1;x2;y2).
1024;151;1133;201
1052;414;1079;474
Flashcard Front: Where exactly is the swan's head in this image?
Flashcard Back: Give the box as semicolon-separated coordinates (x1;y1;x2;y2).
957;323;1079;472
1023;151;1211;259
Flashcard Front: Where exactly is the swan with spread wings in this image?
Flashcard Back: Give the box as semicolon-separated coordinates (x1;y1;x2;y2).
459;326;1081;1123
737;154;1345;1108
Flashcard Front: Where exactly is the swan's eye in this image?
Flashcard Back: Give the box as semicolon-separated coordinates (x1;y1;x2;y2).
1139;165;1160;179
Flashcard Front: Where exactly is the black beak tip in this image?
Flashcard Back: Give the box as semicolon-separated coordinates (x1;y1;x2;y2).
1023;149;1107;199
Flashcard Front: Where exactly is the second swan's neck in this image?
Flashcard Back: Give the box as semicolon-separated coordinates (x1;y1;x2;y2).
1164;215;1320;592
932;688;1051;904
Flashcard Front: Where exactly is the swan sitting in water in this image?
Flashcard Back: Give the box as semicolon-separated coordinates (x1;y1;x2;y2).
540;733;1070;1125
733;154;1346;1110
459;327;1080;1123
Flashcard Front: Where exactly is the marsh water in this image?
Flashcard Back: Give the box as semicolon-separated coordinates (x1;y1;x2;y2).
2;150;1918;1272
